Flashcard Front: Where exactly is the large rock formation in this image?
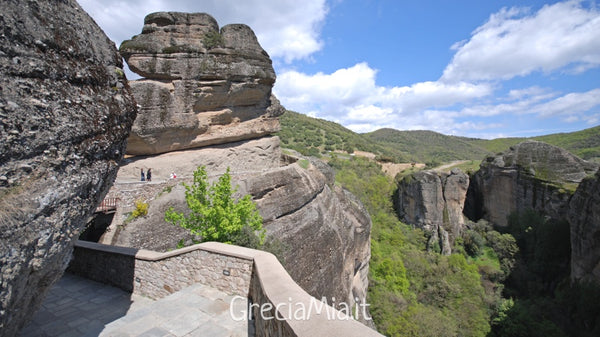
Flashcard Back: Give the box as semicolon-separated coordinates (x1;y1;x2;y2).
242;156;372;312
119;12;283;155
569;169;600;285
395;169;469;254
100;12;372;321
101;143;372;320
0;1;137;335
467;140;598;227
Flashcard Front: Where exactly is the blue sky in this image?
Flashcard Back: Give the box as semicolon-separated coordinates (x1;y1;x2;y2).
79;0;600;138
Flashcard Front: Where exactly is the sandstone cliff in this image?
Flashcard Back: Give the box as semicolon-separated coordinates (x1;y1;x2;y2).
395;169;469;254
119;12;284;155
101;139;372;320
101;12;372;320
0;1;137;335
569;169;600;285
467;140;598;227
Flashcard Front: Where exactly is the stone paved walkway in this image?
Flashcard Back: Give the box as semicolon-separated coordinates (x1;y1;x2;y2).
21;273;252;337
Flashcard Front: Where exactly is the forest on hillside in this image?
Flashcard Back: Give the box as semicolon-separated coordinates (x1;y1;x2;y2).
330;156;600;337
278;111;600;336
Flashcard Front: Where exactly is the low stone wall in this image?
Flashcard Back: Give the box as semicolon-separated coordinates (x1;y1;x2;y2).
69;240;252;298
68;241;382;336
249;249;382;337
68;242;138;292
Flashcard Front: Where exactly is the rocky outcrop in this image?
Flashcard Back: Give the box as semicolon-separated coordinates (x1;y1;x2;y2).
120;12;284;155
395;169;469;254
101;144;372;321
100;136;283;251
467;141;598;227
242;156;372;314
0;1;136;335
102;11;372;322
569;169;600;285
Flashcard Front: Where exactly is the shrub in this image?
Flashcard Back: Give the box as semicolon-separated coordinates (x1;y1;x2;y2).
165;166;264;247
463;230;486;257
203;31;223;49
132;199;148;218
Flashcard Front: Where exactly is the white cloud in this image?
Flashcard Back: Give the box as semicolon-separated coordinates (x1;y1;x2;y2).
442;0;600;82
78;0;600;138
585;113;600;124
77;0;327;63
532;88;600;117
274;63;493;133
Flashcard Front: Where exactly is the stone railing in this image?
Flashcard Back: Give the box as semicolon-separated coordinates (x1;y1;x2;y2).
68;240;382;337
68;240;253;298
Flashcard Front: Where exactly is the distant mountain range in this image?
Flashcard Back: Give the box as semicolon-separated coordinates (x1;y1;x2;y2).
278;110;600;164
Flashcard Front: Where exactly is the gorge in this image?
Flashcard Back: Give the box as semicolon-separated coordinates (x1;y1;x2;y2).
2;1;600;336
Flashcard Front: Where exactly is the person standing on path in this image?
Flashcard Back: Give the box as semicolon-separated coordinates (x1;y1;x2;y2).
147;168;152;182
140;168;145;182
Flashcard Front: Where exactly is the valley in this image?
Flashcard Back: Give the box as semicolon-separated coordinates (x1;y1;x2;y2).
278;111;600;336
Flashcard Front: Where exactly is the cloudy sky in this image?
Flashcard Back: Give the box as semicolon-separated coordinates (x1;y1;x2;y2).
79;0;600;138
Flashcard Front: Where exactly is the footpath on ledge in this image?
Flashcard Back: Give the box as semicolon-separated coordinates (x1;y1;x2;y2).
21;273;251;337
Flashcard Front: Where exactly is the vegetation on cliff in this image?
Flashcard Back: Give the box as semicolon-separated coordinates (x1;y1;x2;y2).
280;111;600;335
329;157;497;337
329;156;600;336
488;209;600;337
165;166;265;248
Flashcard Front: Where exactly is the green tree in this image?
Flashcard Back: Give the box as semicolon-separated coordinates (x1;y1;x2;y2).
165;166;265;248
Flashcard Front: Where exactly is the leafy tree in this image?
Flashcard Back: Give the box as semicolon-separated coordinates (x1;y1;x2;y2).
165;166;264;248
463;229;486;257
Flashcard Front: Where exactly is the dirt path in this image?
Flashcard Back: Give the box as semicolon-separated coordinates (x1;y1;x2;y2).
380;162;426;177
432;160;470;172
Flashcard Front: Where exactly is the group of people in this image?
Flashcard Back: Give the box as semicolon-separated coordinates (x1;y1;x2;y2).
140;168;152;182
140;168;177;181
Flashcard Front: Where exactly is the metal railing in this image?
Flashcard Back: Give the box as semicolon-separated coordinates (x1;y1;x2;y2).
96;197;119;213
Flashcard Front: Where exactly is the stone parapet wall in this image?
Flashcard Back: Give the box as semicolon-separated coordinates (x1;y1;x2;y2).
68;240;252;299
68;242;138;293
68;241;382;336
134;247;252;298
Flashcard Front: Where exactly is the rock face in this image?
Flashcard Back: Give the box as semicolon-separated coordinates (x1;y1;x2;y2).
120;12;284;155
102;12;373;321
569;170;600;285
100;136;283;251
241;156;372;313
467;141;598;227
395;169;469;254
0;1;137;335
102;143;372;320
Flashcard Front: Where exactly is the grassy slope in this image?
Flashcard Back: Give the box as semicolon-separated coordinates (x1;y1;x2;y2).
278;110;600;163
365;128;491;163
278;111;410;162
533;125;600;160
468;125;600;160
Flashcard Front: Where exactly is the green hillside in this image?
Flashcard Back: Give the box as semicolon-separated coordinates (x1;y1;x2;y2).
365;128;491;164
534;125;600;160
278;111;410;162
466;125;600;161
278;110;600;164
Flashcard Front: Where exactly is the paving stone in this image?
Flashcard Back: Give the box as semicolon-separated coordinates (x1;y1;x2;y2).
21;273;251;337
66;317;91;329
160;308;211;337
188;320;230;337
138;327;174;337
